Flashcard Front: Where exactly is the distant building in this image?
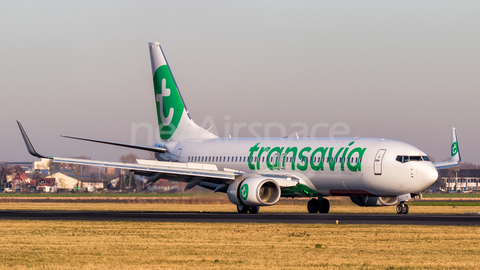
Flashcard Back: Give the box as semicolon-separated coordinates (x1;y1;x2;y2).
438;169;480;192
52;172;81;191
147;179;186;193
30;177;56;193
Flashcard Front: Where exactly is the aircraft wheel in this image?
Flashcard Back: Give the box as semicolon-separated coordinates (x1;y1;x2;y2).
307;198;320;213
396;203;409;214
248;206;260;214
396;204;403;214
319;198;330;213
237;205;249;214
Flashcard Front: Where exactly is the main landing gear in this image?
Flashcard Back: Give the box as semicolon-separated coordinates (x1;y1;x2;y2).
237;205;260;214
307;198;330;213
396;202;409;214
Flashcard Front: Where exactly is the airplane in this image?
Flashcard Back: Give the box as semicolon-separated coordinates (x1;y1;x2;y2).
18;42;461;215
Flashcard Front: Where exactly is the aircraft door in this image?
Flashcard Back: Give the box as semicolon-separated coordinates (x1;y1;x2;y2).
374;149;386;175
272;153;280;170
280;153;286;170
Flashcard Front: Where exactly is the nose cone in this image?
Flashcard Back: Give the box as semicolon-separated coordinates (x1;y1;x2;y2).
417;162;439;190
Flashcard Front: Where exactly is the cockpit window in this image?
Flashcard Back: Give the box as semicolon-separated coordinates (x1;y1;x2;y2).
396;155;410;163
395;156;430;163
409;156;423;161
396;155;429;163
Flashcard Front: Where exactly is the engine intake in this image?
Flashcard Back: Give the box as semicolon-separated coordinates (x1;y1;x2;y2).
227;177;281;206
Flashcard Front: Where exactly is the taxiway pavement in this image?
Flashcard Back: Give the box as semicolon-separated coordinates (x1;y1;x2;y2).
1;211;480;225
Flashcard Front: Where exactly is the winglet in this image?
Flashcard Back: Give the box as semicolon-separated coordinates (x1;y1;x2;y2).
433;127;461;169
450;127;461;163
16;121;50;159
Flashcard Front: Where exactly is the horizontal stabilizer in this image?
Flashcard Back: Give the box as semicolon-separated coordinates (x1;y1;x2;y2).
62;135;166;153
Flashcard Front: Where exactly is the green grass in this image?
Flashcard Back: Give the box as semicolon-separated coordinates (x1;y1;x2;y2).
422;193;480;198
3;202;480;215
1;220;480;269
411;201;480;207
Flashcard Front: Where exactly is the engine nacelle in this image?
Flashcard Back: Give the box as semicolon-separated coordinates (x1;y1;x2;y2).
350;196;398;207
227;177;281;207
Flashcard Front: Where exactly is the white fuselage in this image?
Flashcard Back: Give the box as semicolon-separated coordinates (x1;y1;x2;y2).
163;137;438;197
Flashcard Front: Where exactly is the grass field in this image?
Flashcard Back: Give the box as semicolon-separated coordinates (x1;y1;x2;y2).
422;193;480;198
0;220;479;269
1;200;480;269
2;202;480;214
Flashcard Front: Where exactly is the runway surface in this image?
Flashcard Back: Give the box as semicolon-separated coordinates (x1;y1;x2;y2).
1;210;480;225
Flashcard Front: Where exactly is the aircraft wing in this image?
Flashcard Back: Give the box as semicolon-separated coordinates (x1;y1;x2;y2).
53;157;238;180
433;127;461;169
17;121;241;191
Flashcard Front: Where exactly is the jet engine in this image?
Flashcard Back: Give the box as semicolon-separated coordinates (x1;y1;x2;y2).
227;177;281;206
350;196;398;207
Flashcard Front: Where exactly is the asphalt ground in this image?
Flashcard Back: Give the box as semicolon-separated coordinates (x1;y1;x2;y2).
1;210;480;225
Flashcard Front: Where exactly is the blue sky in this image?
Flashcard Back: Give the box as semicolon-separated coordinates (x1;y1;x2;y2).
1;1;479;164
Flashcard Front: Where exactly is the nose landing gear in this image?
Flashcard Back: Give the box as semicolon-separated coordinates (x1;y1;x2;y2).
396;202;409;214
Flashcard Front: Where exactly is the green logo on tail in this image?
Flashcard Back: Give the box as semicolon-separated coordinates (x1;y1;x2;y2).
153;65;184;140
451;142;458;156
240;184;249;200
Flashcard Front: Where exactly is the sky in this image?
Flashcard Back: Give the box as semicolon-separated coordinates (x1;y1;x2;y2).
1;1;479;164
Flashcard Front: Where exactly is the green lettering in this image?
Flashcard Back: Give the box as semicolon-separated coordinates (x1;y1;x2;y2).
285;147;298;170
256;146;271;170
347;147;366;172
267;147;284;170
341;147;349;171
328;147;344;171
248;143;260;170
296;147;312;171
310;147;328;171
